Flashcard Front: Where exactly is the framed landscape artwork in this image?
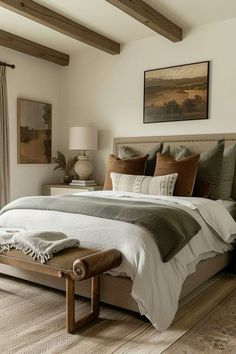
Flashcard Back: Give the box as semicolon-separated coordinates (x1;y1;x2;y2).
143;61;209;123
17;98;52;164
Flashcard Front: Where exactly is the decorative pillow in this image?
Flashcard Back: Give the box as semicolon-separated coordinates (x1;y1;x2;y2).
111;172;178;196
145;143;164;176
162;145;170;155
154;153;200;196
118;145;136;159
216;144;236;200
174;145;192;160
160;145;191;160
231;169;236;201
118;143;163;176
194;139;225;199
103;154;148;190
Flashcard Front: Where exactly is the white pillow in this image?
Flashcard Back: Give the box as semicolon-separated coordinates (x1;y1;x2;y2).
111;172;178;196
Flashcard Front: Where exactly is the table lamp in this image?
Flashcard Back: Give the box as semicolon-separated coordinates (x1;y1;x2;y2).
69;126;98;180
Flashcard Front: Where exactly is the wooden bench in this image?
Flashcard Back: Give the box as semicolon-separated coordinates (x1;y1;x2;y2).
0;247;122;333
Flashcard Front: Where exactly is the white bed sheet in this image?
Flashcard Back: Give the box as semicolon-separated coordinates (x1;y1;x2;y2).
0;191;235;331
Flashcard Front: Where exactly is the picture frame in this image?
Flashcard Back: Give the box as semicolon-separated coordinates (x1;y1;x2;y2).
143;61;210;124
17;98;52;164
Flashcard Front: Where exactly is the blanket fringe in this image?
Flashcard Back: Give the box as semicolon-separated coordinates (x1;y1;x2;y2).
0;243;52;264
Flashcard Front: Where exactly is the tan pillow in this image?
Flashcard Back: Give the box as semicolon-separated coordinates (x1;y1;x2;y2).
154;153;200;196
103;154;148;190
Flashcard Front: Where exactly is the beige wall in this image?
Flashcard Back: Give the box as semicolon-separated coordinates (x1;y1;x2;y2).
60;18;236;185
0;46;62;200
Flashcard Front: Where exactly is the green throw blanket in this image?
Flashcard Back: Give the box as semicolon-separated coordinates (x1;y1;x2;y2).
0;195;201;262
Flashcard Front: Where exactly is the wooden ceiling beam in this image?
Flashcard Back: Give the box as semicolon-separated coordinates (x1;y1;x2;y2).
0;29;70;66
0;0;120;55
106;0;182;42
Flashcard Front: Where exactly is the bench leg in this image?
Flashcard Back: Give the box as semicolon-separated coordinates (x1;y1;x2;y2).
66;274;100;334
91;274;100;316
66;274;75;333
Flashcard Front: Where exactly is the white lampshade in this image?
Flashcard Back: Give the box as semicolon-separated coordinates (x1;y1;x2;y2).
69;126;98;151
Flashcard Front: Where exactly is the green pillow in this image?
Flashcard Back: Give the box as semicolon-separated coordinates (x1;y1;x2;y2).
231;173;236;201
194;139;225;200
145;143;164;175
216;144;236;200
118;145;136;160
174;145;192;160
161;145;191;160
162;145;170;155
118;143;163;176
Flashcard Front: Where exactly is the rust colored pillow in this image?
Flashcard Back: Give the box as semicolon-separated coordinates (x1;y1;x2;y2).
103;154;148;190
154;153;200;196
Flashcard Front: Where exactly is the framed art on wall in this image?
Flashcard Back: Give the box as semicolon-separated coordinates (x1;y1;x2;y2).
143;61;210;124
17;98;52;164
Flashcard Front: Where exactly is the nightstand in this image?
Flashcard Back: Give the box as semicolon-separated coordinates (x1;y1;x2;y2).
42;184;103;196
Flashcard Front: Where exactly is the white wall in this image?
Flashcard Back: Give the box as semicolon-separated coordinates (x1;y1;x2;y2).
0;47;62;200
2;18;236;198
60;18;236;185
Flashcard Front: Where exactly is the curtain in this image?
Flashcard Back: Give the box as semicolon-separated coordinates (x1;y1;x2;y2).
0;66;10;207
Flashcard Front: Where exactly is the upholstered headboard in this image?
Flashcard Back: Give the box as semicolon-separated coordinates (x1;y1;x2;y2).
113;133;236;156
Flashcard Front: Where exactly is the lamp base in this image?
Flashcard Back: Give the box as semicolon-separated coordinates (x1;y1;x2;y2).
74;156;93;180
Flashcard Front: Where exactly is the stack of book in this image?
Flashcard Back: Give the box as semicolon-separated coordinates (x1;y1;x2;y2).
69;180;96;187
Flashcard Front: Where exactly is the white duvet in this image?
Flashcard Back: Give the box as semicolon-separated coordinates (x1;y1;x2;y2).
0;191;236;331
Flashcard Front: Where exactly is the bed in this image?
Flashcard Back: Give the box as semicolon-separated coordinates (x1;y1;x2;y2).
0;133;236;331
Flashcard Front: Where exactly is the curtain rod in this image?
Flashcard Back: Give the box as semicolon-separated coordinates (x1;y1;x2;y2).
0;61;15;69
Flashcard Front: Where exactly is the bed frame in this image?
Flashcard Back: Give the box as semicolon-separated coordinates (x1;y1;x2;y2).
0;132;236;313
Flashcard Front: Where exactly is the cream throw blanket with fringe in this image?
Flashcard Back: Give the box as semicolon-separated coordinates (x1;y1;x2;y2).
0;228;80;263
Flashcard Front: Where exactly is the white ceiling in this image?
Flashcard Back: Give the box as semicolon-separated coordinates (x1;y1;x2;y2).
0;0;236;55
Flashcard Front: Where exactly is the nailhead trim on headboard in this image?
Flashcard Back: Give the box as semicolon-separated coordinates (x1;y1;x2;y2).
113;133;236;155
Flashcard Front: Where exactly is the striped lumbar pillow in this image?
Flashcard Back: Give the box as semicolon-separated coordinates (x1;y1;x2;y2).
111;172;178;196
